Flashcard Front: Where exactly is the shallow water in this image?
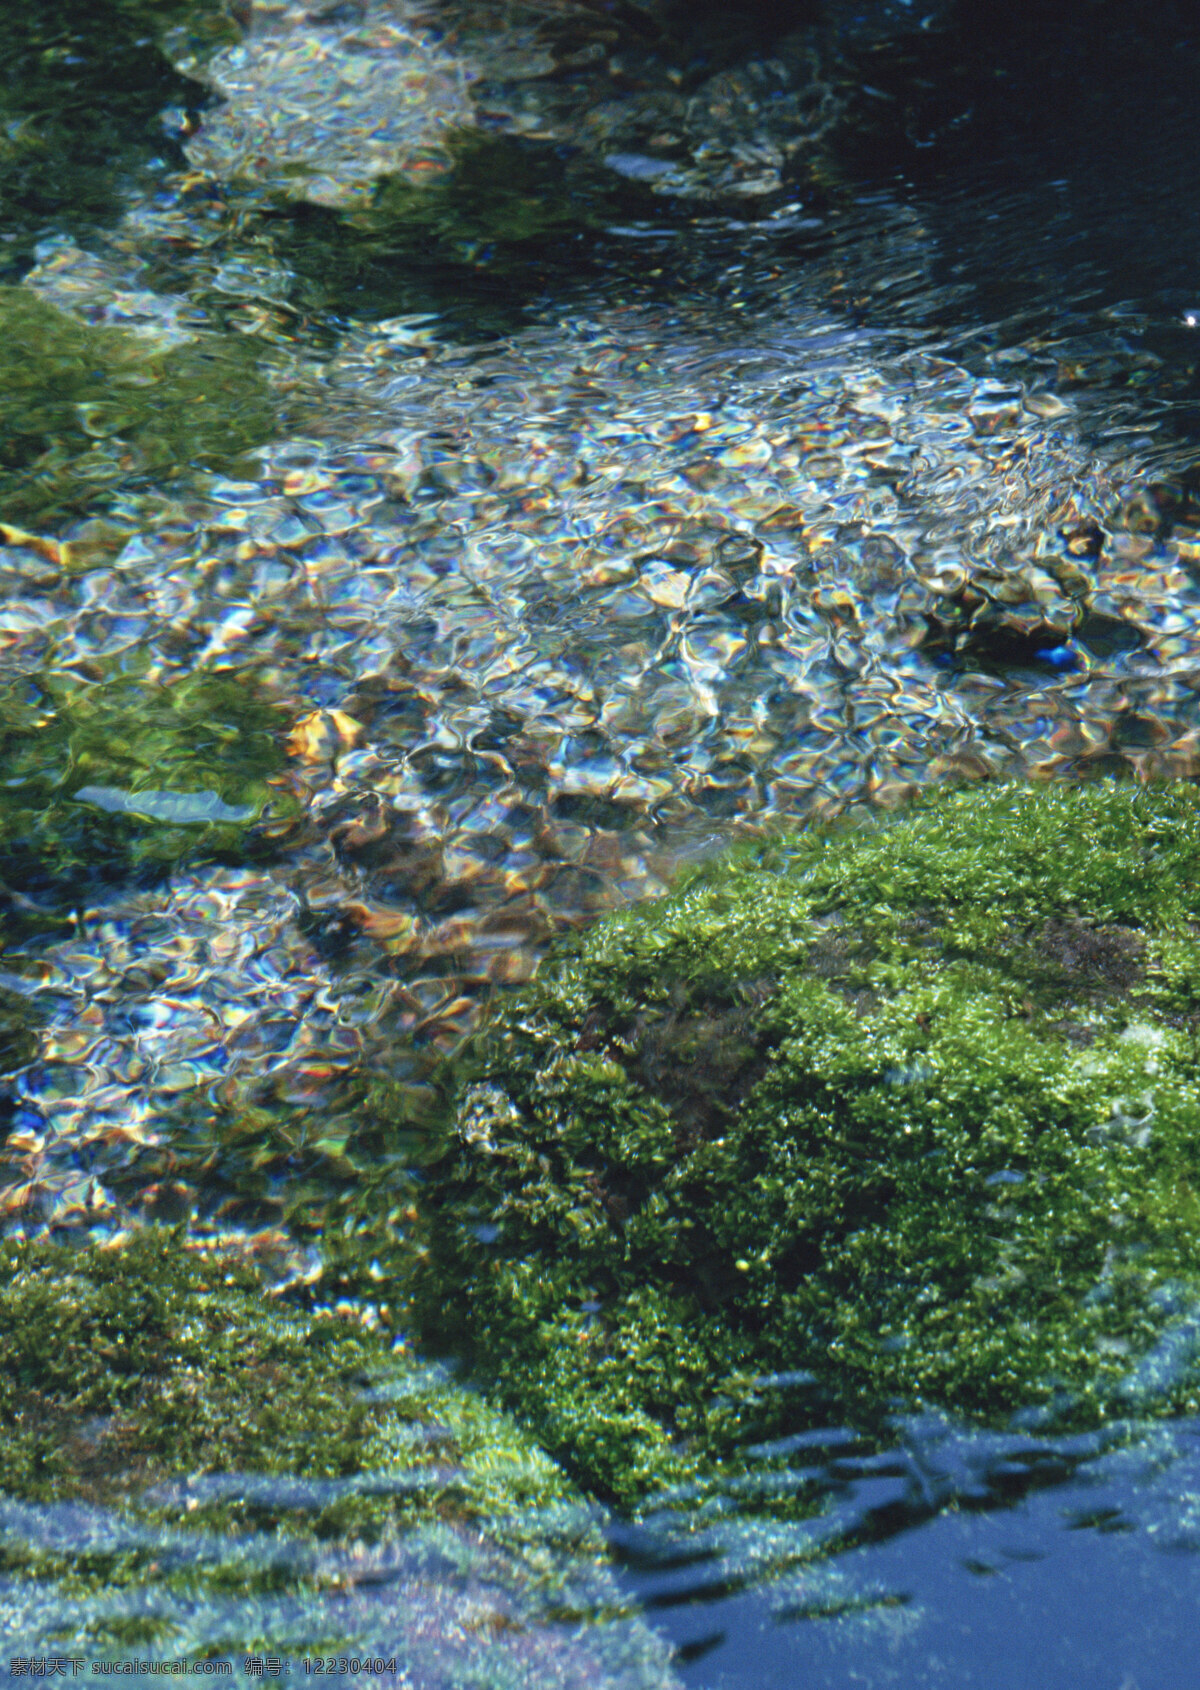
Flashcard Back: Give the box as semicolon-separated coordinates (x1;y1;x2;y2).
619;1413;1200;1689
4;0;1200;1681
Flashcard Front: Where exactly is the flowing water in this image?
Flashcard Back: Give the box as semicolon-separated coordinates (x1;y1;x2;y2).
3;1;1200;1683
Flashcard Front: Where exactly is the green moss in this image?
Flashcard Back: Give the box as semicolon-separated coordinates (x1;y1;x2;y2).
0;1232;675;1681
0;663;298;918
0;288;279;523
404;781;1200;1509
0;1230;564;1520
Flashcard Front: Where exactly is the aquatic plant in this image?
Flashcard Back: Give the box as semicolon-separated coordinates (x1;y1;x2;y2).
0;982;42;1147
0;287;278;523
0;1230;559;1519
134;1075;431;1293
405;780;1200;1509
0;1230;677;1683
0;662;297;916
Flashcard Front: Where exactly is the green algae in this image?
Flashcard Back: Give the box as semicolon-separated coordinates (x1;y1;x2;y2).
0;663;298;918
261;129;653;337
403;781;1200;1510
0;1;236;269
0;984;42;1147
0;1230;565;1522
0;1230;677;1683
0;288;278;524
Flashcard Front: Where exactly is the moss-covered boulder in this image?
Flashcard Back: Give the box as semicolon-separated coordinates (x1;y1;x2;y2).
405;781;1200;1509
0;1231;678;1684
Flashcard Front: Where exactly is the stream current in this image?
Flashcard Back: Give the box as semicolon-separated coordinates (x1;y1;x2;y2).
4;1;1200;1683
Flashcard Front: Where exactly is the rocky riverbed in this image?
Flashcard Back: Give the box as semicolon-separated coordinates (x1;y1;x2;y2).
5;233;1200;1252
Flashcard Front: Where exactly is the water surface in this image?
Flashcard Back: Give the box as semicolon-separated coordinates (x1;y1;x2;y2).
3;1;1200;1682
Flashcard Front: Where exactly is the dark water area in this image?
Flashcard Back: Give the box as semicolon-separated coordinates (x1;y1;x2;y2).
5;0;1200;1684
852;0;1200;309
0;1;226;268
825;0;1200;441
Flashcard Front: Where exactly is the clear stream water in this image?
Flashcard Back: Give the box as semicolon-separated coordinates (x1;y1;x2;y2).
4;1;1200;1684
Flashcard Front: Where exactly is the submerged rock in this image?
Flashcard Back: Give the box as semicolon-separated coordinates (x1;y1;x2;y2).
0;664;298;914
0;1230;679;1685
0;285;278;525
178;0;844;213
406;780;1200;1509
175;0;475;211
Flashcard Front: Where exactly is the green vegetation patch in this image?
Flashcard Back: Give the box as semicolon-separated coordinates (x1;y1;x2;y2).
262;129;655;337
404;781;1200;1509
0;0;236;266
0;663;297;918
0;1231;676;1682
0;1230;570;1523
0;288;278;524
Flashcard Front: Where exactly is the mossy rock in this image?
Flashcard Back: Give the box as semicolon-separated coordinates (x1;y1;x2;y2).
0;1231;677;1683
0;663;298;920
405;781;1200;1510
0;287;277;523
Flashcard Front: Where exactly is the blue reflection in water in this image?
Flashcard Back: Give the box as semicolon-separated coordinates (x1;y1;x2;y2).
613;1415;1200;1689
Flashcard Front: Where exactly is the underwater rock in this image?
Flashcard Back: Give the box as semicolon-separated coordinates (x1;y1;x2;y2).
405;780;1200;1509
172;0;845;227
0;1229;679;1684
176;0;475;210
402;0;846;204
0;664;298;913
0;284;278;525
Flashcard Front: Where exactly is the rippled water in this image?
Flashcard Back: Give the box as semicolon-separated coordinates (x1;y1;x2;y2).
623;1412;1200;1688
11;266;1200;1245
4;0;1200;1682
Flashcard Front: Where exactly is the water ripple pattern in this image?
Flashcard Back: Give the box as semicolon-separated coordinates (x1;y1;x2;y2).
5;270;1200;1235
